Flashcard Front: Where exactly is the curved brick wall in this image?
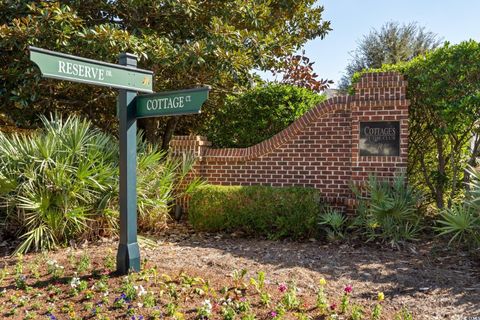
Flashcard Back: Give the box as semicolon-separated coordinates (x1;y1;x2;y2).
170;72;409;210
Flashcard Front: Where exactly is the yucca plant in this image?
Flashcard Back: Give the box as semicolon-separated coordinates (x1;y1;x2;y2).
352;175;423;246
0;114;201;253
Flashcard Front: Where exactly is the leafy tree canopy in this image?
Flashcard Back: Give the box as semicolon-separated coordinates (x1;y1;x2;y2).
0;0;331;146
207;83;325;148
339;21;441;90
274;50;333;93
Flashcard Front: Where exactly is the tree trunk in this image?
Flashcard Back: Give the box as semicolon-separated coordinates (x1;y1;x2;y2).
463;132;480;190
138;118;160;144
435;137;445;209
161;117;180;151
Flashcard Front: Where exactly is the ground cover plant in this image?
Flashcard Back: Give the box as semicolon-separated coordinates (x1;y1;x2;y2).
0;114;201;254
0;246;415;320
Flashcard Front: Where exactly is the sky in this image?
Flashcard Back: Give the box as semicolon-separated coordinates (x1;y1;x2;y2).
259;0;480;88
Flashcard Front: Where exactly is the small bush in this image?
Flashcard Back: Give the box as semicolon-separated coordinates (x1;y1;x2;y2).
0;114;200;253
352;175;423;246
318;207;348;241
189;185;321;239
435;167;480;248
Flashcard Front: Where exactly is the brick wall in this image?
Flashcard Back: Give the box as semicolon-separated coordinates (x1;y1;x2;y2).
170;72;409;211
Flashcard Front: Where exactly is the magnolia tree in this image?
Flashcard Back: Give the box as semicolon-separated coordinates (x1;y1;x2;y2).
0;1;331;148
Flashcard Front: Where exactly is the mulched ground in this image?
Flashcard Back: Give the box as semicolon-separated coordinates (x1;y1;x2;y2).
144;223;480;319
0;222;479;319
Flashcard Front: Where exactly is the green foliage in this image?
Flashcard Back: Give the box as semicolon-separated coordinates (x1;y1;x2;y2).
207;83;325;148
189;185;321;239
436;205;479;247
317;207;348;241
340;21;440;89
435;167;480;248
352;175;423;246
0;114;199;253
352;41;480;209
0;0;331;144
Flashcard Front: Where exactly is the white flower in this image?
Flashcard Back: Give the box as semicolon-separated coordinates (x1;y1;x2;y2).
70;276;81;288
203;299;212;312
134;285;147;296
46;259;57;266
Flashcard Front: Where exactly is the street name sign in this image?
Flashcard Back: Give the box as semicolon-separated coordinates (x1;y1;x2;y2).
29;46;153;93
135;87;209;118
29;47;209;275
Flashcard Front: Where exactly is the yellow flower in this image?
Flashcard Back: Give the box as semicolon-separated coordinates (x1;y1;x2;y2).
319;278;327;286
378;292;385;301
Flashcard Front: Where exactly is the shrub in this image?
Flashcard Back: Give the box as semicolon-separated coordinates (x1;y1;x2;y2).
352;41;480;209
0;114;199;253
317;206;348;241
435;167;480;248
189;185;321;239
352;175;423;246
206;83;326;148
436;205;480;247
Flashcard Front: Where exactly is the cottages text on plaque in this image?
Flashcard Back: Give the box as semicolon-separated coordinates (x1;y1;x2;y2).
359;121;400;156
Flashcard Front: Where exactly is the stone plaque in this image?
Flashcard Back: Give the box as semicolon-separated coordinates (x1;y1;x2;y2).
359;121;400;156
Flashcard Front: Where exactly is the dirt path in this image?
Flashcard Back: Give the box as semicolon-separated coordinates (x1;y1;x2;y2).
137;223;480;319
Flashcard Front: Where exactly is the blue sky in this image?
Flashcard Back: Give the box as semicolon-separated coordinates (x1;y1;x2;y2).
259;0;480;88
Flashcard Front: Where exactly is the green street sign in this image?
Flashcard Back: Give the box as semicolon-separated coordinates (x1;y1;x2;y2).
135;87;209;118
29;46;153;93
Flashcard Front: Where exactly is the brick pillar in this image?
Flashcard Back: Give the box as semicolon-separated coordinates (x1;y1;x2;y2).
350;72;409;186
169;135;211;158
169;136;211;213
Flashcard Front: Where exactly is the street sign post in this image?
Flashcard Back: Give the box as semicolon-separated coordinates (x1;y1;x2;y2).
116;53;141;274
136;87;209;118
30;47;153;93
29;47;209;275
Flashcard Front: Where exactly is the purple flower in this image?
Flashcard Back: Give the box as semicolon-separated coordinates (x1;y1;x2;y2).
269;311;278;318
47;313;57;320
278;283;287;293
330;303;337;310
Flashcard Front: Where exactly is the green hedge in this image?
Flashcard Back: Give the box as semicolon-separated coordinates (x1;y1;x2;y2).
189;185;321;239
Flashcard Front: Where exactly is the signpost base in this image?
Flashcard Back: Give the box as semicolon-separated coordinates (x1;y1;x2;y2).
116;242;140;274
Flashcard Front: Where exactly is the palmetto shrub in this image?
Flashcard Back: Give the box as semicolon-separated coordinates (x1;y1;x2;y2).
0;114;199;253
435;167;480;248
352;175;423;246
317;206;348;241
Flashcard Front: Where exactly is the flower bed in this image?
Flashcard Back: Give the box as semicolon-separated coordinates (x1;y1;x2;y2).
0;249;413;320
